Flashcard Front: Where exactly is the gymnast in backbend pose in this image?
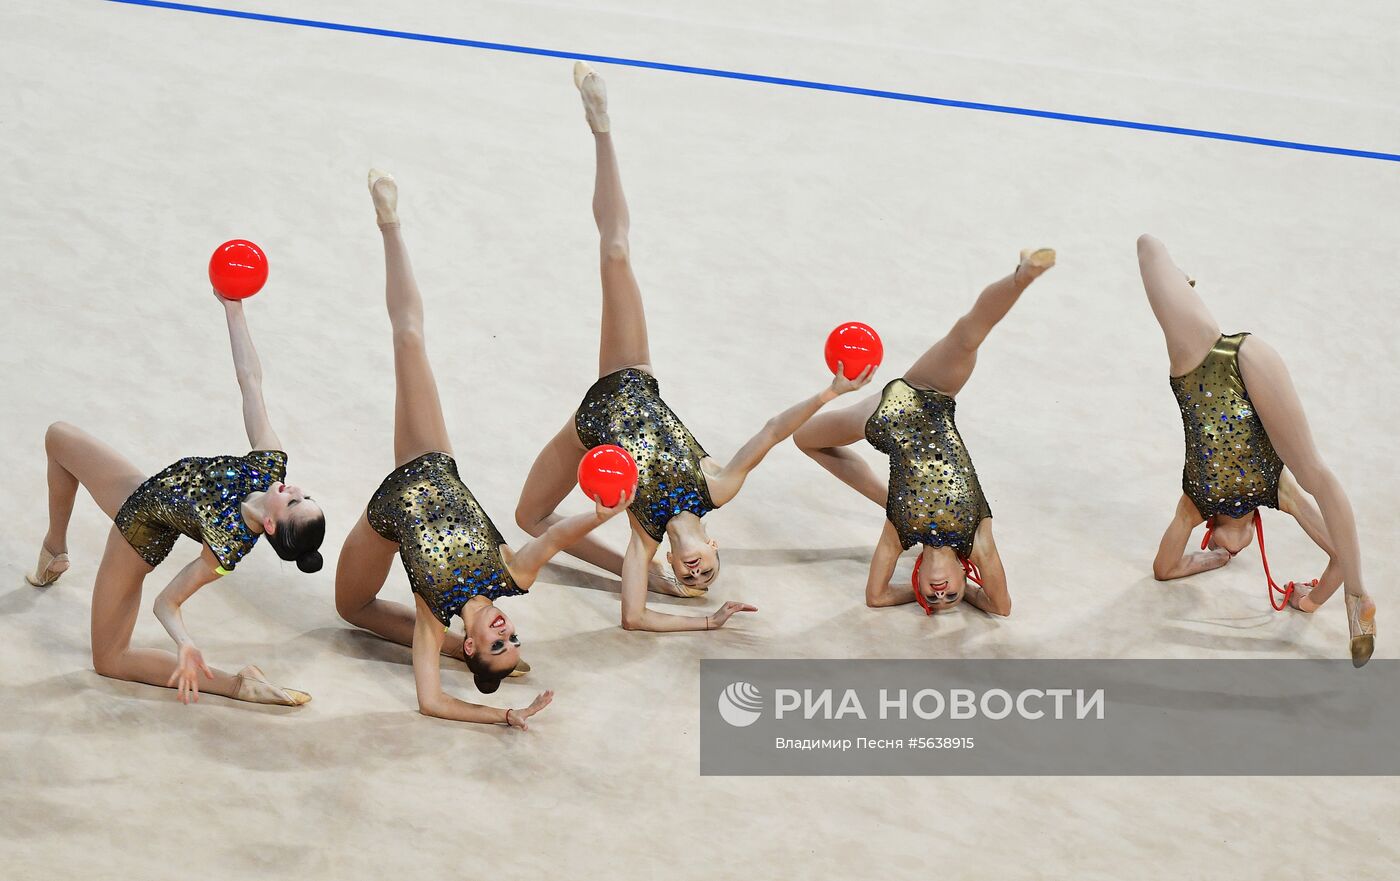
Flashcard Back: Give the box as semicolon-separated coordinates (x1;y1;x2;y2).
334;170;632;728
513;63;873;632
1135;234;1376;666
795;249;1057;616
30;291;327;706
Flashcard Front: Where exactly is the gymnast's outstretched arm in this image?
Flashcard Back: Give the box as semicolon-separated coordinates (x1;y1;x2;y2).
218;293;281;451
150;544;227;703
411;595;552;728
507;492;632;587
618;528;756;631
707;365;876;506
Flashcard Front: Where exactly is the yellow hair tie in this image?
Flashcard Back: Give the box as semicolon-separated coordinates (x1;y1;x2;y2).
214;565;231;576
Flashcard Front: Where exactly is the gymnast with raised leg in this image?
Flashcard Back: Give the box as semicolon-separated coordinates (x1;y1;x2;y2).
334;170;632;727
795;249;1056;616
30;293;327;706
1136;234;1376;666
514;63;874;632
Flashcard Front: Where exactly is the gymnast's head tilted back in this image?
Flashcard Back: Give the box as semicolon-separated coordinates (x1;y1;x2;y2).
257;481;327;573
461;604;522;695
913;545;967;614
665;518;721;591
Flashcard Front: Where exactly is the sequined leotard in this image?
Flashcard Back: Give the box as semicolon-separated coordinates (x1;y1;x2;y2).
575;368;716;542
864;379;991;559
114;450;287;570
367;452;524;627
1169;332;1282;518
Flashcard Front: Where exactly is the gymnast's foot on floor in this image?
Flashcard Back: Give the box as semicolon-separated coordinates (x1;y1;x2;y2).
1346;592;1376;668
573;61;610;133
368;168;399;227
233;665;312;706
26;543;70;587
1015;248;1056;285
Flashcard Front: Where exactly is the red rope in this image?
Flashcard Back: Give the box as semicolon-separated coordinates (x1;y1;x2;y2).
1200;511;1316;611
911;553;983;615
1254;512;1319;611
962;557;984;587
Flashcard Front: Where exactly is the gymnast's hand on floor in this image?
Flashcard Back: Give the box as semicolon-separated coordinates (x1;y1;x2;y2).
1200;547;1232;570
1288;583;1321;613
706;602;759;630
166;643;214;704
505;690;554;730
1180;548;1233;578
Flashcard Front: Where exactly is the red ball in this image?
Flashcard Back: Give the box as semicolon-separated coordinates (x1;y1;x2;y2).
824;322;883;379
208;239;269;300
578;444;639;508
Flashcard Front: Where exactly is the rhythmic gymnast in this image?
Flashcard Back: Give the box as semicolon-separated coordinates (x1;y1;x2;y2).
1136;234;1376;666
30;292;326;705
795;249;1057;615
513;63;873;632
334;170;632;728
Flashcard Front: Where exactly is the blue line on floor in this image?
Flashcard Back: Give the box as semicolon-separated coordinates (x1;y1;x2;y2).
105;0;1400;163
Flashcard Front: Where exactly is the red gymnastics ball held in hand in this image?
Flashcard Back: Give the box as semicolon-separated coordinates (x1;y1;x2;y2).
208;240;269;300
824;322;883;379
578;444;639;508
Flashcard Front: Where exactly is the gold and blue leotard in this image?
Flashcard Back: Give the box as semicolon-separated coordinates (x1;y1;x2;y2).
1169;332;1282;519
114;450;287;570
864;378;991;559
367;452;524;627
575;368;716;542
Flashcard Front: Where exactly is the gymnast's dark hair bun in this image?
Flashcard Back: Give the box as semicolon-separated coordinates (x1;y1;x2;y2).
474;673;503;695
266;509;327;575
